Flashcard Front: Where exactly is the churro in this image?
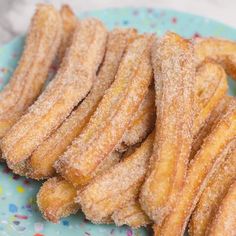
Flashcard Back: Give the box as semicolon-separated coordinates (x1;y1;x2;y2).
140;32;195;224
1;3;236;230
120;87;155;148
189;146;236;236
37;151;121;223
37;176;78;223
195;37;236;80
76;132;154;223
1;19;107;174
75;61;226;226
207;180;236;236
26;28;136;179
154;99;236;236
191;96;231;159
75;62;227;226
57;5;77;63
0;4;62;138
112;200;151;228
193;62;228;136
55;35;154;187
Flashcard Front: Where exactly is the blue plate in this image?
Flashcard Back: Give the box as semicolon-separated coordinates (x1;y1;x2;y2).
0;7;235;236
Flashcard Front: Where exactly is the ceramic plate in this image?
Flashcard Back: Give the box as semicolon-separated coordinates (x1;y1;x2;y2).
0;7;235;236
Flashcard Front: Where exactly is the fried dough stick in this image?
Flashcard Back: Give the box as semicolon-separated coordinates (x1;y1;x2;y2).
76;133;154;223
55;35;154;187
140;32;195;223
189;146;236;236
120;87;155;148
1;19;107;174
36;90;155;222
27;28;136;179
0;4;62;138
154;99;236;236
37;60;228;225
195;37;236;80
37;151;121;223
207;180;236;236
120;62;228;228
190;96;231;159
57;5;77;63
193;62;228;136
112;199;151;228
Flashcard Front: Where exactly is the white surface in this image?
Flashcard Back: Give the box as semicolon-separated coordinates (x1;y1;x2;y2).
0;0;236;45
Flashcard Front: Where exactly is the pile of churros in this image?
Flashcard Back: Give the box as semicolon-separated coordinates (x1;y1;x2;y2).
1;3;236;236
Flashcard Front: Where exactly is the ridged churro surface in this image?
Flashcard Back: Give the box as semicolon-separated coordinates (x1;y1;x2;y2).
37;151;121;222
207;180;236;236
0;4;62;138
112;200;151;228
57;5;77;62
155;100;236;236
195;37;236;80
77;133;154;223
27;28;136;179
1;19;107;174
140;32;195;224
189;148;236;236
56;35;154;187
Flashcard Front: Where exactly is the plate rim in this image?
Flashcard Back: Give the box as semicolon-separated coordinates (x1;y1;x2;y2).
1;7;236;52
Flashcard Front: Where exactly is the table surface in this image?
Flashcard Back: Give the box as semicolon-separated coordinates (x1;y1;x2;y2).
0;0;235;46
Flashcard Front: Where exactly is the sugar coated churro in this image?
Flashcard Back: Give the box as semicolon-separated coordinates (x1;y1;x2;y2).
154;99;236;236
207;180;236;236
189;147;236;236
37;151;121;223
112;200;151;228
35;111;154;223
1;3;236;231
76;133;154;223
57;5;77;63
0;4;62;138
120;87;155;148
26;28;136;179
37;176;79;223
190;96;232;159
140;32;195;224
1;18;107;174
195;37;236;80
193;62;228;136
55;35;154;187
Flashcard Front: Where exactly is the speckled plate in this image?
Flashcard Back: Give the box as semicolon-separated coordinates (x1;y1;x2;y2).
0;7;236;236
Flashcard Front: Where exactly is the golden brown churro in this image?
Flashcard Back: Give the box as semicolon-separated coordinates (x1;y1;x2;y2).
26;28;136;179
112;200;151;228
2;2;236;230
55;35;154;187
74;61;226;226
120;87;155;148
1;19;107;174
193;62;228;136
140;32;195;224
190;96;232;159
195;37;236;80
74;62;226;227
189;147;236;236
207;180;236;236
35;110;155;223
76;133;154;223
154;99;236;236
57;4;77;62
0;4;62;138
37;151;121;223
37;176;78;223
